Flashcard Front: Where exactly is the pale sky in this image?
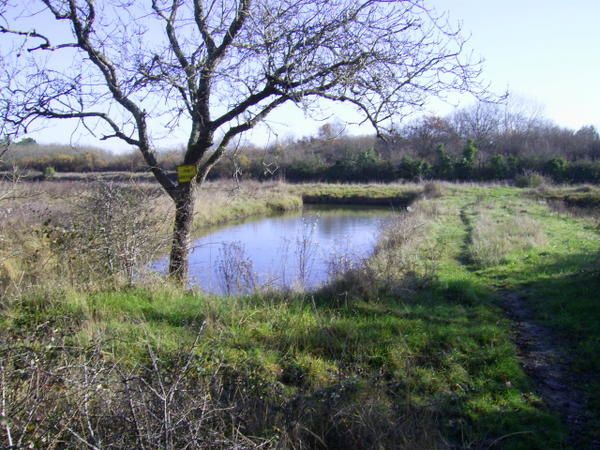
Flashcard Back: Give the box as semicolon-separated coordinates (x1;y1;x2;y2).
12;0;600;152
434;0;600;130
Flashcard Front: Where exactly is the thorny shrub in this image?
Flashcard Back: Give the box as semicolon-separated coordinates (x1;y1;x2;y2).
0;325;273;450
0;318;449;450
43;181;167;286
0;172;46;299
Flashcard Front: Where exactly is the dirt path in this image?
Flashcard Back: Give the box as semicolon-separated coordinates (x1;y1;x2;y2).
502;292;599;450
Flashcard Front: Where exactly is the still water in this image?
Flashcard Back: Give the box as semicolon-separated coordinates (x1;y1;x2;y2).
154;205;395;295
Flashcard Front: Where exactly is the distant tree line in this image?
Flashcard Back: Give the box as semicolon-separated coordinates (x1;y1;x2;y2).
228;143;600;185
0;140;183;173
238;100;600;184
3;101;600;184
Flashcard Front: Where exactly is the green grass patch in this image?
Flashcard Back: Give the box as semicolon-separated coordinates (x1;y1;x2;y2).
453;186;600;446
2;282;565;449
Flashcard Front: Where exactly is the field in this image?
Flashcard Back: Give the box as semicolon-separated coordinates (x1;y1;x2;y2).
0;179;599;449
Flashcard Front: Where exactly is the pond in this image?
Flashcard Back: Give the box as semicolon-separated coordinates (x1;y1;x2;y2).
153;205;396;295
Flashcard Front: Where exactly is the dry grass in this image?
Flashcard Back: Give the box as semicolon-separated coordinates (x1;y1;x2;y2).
371;200;441;288
192;180;301;230
469;202;548;268
422;181;445;198
326;199;442;299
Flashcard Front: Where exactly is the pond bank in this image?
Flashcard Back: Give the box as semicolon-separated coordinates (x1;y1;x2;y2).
191;182;422;231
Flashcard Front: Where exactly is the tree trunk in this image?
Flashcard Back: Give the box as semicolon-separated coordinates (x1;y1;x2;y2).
169;184;195;282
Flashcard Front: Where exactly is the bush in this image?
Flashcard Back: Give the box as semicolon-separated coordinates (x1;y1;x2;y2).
43;166;56;178
423;181;444;198
514;171;548;188
545;157;568;182
489;154;509;179
397;156;431;180
44;181;167;286
433;144;454;179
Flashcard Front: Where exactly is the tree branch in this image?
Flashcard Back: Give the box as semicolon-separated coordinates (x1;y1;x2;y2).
0;25;77;52
192;0;217;55
152;0;198;107
198;95;289;182
45;0;178;196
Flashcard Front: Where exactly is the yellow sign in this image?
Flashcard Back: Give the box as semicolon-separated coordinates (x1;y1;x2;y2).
177;165;197;183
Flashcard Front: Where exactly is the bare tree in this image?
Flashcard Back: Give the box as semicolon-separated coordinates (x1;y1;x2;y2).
0;0;11;166
0;0;483;281
450;101;501;151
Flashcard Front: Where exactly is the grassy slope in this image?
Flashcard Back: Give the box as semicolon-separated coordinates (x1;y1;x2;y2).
2;183;598;449
297;183;421;206
466;186;600;442
191;182;303;230
192;182;420;231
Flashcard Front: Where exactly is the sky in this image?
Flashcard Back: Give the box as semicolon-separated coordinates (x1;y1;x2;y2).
9;0;600;152
433;0;600;130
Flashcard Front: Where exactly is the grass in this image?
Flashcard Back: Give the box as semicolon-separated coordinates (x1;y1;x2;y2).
296;182;422;206
191;181;303;230
466;193;600;372
1;180;599;449
531;183;600;209
1;285;562;449
440;186;600;446
409;191;566;449
487;204;600;435
467;200;547;268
